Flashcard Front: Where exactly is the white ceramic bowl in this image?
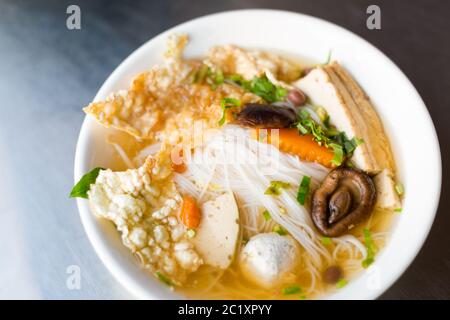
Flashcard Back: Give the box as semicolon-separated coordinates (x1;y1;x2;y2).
74;9;441;299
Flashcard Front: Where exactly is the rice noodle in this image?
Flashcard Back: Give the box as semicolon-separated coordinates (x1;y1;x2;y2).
111;143;135;169
175;125;336;268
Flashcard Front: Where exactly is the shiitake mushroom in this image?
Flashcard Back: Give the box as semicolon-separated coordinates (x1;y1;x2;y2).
235;103;297;128
311;167;376;237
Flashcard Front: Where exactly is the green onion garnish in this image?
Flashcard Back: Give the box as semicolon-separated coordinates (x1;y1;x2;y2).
265;180;291;196
362;228;377;268
336;278;348;289
321;237;332;245
330;143;344;166
295;111;363;167
155;271;174;286
394;208;403;213
218;97;241;126
273;225;288;236
282;285;302;295
262;210;272;221
296;176;311;205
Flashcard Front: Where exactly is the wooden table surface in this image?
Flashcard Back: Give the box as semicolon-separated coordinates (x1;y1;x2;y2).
0;0;448;299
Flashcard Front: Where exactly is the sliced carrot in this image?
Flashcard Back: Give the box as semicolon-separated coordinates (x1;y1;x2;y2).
171;148;187;173
255;128;335;168
180;195;201;229
171;161;187;173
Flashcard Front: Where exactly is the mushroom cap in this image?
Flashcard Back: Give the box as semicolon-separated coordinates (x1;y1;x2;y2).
311;167;376;237
239;233;300;288
235;103;297;128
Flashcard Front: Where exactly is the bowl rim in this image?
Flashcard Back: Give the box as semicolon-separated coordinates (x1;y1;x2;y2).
74;9;442;300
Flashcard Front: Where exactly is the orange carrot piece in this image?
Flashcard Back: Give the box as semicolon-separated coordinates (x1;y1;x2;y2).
171;161;187;173
171;148;187;173
180;195;201;229
256;128;335;168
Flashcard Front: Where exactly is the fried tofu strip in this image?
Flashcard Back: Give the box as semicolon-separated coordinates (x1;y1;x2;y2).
294;62;400;209
294;61;395;175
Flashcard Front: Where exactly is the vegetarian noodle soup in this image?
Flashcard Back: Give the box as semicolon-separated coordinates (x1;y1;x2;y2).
71;35;403;299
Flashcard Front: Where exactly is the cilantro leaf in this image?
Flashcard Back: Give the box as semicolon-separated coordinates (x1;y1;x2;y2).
228;73;287;103
70;167;104;199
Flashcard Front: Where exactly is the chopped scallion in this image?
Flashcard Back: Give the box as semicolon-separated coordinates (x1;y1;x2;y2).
321;237;332;245
336;278;348;289
262;210;272;221
265;180;291;196
330;143;344;166
273;225;288;236
362;228;377;268
218;97;241;126
296;176;311;205
155;271;174;286
282;284;302;295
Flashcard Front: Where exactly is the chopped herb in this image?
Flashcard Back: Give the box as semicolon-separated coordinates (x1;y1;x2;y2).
194;65;225;89
218;97;241;126
321;237;332;245
69;167;104;198
295;112;363;167
273;225;288;236
226;74;245;83
214;69;224;85
362;228;377;268
155;271;174;286
194;64;209;83
227;73;287;103
282;284;302;295
265;180;291;196
336;278;348;289
186;229;196;238
262;210;272;221
330;143;344;166
346;161;354;168
297;176;311;205
394;208;403;213
275;85;288;101
299;295;307;300
316;106;329;124
395;182;404;196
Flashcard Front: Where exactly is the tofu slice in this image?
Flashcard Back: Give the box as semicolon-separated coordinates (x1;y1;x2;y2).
294;61;395;175
373;169;401;210
192;193;240;269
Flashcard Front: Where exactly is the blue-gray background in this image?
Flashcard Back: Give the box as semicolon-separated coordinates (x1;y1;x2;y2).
0;0;448;299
